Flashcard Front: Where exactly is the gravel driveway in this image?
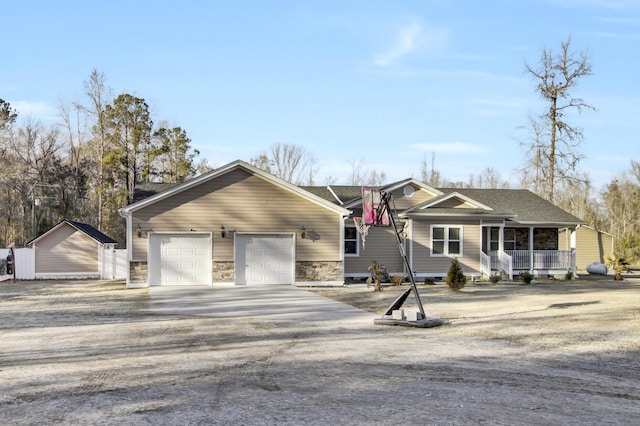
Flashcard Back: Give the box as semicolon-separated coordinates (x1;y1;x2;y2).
1;279;639;425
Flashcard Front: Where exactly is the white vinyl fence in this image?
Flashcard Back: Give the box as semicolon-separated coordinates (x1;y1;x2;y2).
1;247;126;281
102;248;127;279
0;248;35;281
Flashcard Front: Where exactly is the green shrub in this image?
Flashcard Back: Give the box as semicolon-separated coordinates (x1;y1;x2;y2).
519;271;534;284
424;278;435;285
564;271;573;281
489;274;501;284
446;258;467;290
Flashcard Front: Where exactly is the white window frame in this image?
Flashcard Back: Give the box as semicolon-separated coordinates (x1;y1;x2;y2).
431;225;463;257
504;228;516;251
344;225;359;257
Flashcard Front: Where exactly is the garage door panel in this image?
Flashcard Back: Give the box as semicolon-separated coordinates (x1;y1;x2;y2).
150;233;212;286
236;234;294;285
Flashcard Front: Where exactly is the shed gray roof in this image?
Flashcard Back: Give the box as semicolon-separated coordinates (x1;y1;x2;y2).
66;220;118;244
28;220;117;246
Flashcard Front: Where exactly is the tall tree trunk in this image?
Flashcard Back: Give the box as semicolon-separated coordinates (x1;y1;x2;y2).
548;94;558;203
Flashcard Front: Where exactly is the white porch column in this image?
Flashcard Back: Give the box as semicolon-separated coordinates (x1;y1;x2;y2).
529;226;535;273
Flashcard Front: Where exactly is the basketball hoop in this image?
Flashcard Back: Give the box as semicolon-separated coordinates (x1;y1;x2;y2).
353;216;371;249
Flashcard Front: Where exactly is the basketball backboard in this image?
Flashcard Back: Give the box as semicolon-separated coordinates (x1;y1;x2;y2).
362;187;390;226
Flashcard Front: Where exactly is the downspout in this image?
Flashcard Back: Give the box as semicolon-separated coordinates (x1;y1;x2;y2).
118;208;133;287
408;219;413;278
340;215;347;284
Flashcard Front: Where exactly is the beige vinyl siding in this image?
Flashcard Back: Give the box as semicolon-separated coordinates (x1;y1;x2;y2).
436;198;475;208
345;226;405;275
579;230;613;269
35;224;99;273
561;227;614;271
411;219;481;275
133;169;343;262
388;187;437;211
344;187;437;276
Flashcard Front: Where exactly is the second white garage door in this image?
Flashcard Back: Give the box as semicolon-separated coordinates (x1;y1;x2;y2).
235;234;295;285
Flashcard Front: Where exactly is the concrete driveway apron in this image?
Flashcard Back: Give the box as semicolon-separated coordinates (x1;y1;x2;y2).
147;284;374;323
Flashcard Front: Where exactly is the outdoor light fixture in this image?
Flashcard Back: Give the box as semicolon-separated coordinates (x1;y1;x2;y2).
136;224;143;238
300;225;307;239
220;225;226;239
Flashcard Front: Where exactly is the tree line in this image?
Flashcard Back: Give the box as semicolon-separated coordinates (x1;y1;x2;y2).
1;39;639;265
0;70;205;246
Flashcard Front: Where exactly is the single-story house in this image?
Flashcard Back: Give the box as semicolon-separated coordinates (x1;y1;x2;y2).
306;181;585;281
119;160;585;288
28;220;118;279
559;225;614;273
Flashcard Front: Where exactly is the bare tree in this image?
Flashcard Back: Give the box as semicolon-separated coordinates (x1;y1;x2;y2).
518;116;548;194
523;37;594;202
602;163;640;237
81;70;112;230
250;143;317;185
553;173;601;227
59;102;94;222
3;119;66;240
468;167;510;189
348;160;386;186
420;153;446;187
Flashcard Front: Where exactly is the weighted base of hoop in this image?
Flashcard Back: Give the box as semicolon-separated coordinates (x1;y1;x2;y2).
374;316;443;328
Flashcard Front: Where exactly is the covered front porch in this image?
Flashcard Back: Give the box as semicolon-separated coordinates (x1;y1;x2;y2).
480;225;577;280
481;249;576;280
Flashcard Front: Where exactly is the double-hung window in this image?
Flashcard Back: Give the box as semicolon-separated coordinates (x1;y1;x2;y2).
344;226;359;256
431;225;463;256
504;228;516;251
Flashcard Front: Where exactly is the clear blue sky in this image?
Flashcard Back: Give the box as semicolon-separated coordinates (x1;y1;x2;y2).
2;0;638;190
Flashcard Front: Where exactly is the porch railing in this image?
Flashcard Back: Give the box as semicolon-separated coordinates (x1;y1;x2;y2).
488;249;576;277
486;250;513;280
480;251;491;278
506;250;575;271
498;250;513;281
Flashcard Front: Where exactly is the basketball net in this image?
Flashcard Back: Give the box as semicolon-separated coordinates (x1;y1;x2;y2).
353;216;371;249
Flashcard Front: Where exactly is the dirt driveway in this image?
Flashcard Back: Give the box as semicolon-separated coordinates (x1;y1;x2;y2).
1;279;639;425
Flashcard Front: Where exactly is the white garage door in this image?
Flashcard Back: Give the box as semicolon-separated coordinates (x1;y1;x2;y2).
149;234;212;285
235;234;294;285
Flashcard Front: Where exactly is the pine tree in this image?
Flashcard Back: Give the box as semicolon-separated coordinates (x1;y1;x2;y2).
446;258;467;290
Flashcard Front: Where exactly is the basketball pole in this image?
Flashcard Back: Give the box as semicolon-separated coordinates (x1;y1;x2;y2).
373;191;441;328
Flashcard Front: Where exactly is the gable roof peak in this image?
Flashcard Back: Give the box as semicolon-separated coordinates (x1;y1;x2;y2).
120;159;350;216
28;219;117;246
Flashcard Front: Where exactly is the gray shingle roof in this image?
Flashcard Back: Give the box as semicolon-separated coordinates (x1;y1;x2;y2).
301;184;583;225
299;185;364;205
132;182;180;203
427;188;584;225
